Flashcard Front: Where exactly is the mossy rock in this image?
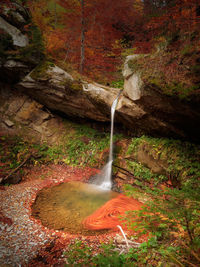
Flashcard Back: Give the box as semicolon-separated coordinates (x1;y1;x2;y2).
64;79;83;91
30;61;55;79
16;44;45;65
126;136;200;187
127;58;142;73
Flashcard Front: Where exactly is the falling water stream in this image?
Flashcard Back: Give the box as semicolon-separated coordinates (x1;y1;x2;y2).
31;91;123;235
93;91;121;190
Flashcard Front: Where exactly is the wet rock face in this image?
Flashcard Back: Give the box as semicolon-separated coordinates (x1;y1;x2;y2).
0;3;42;84
0;1;29;28
0;6;33;84
16;63;200;142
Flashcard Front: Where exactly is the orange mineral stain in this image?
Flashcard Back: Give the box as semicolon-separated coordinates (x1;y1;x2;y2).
82;194;143;230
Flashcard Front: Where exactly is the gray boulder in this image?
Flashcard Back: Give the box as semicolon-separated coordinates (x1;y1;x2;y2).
0;16;29;47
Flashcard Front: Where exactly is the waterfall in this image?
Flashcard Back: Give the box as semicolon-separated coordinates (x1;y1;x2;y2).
92;92;121;190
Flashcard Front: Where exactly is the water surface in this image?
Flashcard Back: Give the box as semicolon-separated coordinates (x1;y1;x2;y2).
32;181;118;235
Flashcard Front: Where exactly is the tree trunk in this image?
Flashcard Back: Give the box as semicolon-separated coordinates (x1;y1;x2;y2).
80;0;85;73
54;0;57;28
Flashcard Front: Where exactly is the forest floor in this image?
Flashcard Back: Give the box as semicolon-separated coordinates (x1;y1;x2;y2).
1;129;199;266
0;164;125;266
0;156;148;267
0;131;146;266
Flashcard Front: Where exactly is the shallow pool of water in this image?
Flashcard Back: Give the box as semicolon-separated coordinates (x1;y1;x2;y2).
31;181;118;235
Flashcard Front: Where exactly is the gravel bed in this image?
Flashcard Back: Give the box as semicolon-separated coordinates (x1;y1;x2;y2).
0;179;54;266
0;165;140;266
0;165;99;266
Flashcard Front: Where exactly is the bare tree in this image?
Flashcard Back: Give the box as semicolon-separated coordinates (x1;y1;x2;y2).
80;0;85;73
54;0;57;28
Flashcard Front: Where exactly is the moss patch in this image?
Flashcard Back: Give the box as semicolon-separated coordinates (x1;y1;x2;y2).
127;32;200;100
63;79;83;91
127;58;142;73
125;135;200;188
30;61;55;79
61;120;123;167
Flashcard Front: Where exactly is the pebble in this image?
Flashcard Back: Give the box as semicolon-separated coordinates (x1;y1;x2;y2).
0;165;120;266
0;180;53;266
6;226;13;232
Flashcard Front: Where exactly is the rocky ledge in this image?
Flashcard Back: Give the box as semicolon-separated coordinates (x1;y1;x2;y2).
15;61;200;142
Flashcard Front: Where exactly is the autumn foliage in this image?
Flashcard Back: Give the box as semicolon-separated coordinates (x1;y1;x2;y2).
147;0;200;33
27;0;200;80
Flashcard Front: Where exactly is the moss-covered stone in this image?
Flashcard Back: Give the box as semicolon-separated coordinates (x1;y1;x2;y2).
64;79;83;91
125;33;200;100
125;136;200;187
149;79;199;99
127;58;142;73
30;61;55;79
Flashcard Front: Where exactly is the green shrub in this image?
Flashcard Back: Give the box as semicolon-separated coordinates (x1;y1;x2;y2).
126;136;200;187
110;80;124;89
123;180;200;266
65;241;137;267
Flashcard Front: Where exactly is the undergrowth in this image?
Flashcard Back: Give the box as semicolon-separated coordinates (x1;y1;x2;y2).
121;136;200;266
123;184;200;266
65;240;138;267
62;121;123;167
0;121;123;181
126;135;200;187
1;132;199;266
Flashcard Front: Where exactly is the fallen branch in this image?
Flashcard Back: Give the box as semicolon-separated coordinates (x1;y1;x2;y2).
113;164;151;185
180;240;200;262
117;225;140;249
117;225;130;249
2;154;31;183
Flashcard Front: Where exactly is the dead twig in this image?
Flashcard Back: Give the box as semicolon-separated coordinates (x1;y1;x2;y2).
113;164;151;185
117;225;140;250
180;240;200;262
2;154;31;183
117;225;130;250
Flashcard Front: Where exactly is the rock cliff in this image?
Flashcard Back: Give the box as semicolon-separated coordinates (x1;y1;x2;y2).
16;61;200;142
